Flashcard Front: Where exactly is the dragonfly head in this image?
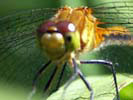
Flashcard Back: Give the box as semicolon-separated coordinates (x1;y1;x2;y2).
37;20;80;60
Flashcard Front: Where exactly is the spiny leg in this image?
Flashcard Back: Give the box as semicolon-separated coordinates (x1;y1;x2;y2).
43;66;57;92
56;62;67;90
28;61;51;100
73;59;94;100
63;59;94;100
32;60;52;90
80;60;120;100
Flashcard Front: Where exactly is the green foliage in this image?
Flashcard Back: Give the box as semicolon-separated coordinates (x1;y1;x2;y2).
48;74;133;100
0;74;132;100
119;82;133;100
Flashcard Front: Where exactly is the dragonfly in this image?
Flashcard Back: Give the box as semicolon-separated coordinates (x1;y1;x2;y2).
0;1;133;100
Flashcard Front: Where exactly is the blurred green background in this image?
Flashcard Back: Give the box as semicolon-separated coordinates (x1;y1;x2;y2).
0;0;133;100
0;0;88;16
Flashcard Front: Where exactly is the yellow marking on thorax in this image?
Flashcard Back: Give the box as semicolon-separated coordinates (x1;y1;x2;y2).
53;7;97;52
52;6;130;52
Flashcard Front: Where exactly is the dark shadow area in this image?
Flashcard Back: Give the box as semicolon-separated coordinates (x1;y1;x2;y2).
99;45;133;74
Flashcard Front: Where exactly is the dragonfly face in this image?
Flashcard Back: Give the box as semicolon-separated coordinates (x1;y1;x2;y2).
37;20;80;60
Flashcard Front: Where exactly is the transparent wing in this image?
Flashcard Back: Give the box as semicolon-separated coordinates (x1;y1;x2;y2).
90;0;133;74
0;8;59;88
0;8;57;61
0;8;72;97
91;0;133;33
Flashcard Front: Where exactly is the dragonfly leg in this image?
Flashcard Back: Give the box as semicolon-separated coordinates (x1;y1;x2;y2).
78;70;94;100
80;60;120;100
72;59;94;100
62;59;94;100
43;65;57;92
56;62;67;90
32;60;51;90
43;62;67;93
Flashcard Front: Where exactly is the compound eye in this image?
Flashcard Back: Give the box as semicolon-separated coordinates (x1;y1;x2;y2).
37;20;55;37
56;21;75;34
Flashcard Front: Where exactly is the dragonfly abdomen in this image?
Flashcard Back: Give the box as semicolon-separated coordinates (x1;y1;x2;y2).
103;34;133;46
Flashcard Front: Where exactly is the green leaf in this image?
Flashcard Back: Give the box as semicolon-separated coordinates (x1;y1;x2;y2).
0;74;132;100
47;74;133;100
119;81;133;100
